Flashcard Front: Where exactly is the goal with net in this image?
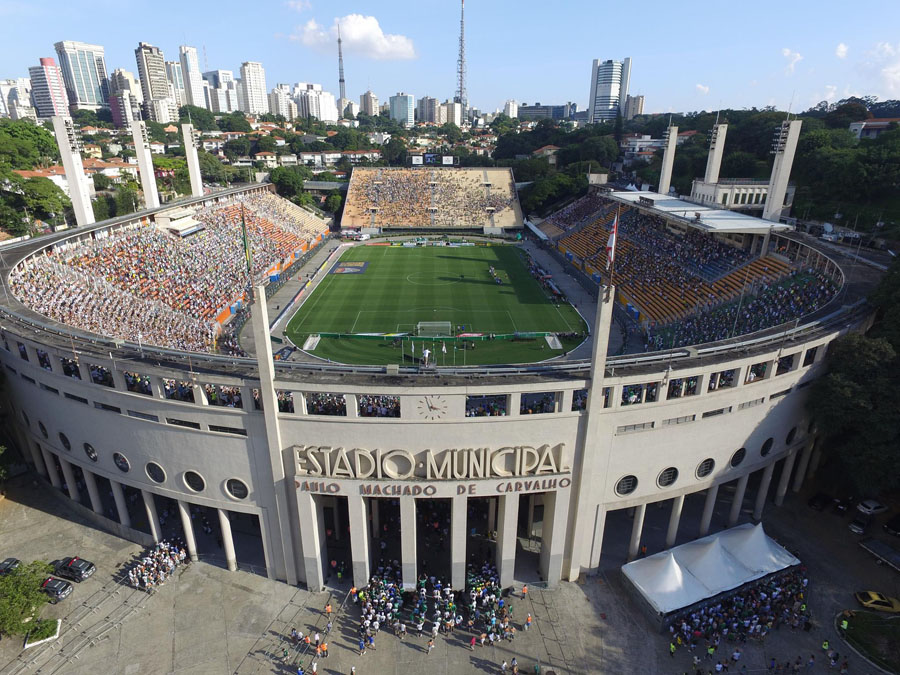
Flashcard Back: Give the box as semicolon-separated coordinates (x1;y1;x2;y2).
416;321;453;337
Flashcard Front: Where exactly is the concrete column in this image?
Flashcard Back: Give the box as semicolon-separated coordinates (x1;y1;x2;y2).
217;508;238;571
110;480;131;528
150;376;166;399
142;490;162;543
131;120;160;209
496;494;519;588
296;491;323;590
728;474;749;527
808;447;822;477
370;498;380;538
347;495;370;588
451;494;467;590
346;394;359;418
400;497;417;590
792;441;814;493
58;457;80;503
657;125;678;195
774;451;798;506
332;498;341;541
665;495;685;548
51;116;95;226
587;504;608;570
178;500;199;562
83;469;103;514
526;495;536;538
763;120;802;222
704;123;728;184
41;447;61;489
699;484;719;536
539;491;568;587
753;463;776;520
29;442;48;477
182;123;203;197
487;497;497;535
627;503;646;561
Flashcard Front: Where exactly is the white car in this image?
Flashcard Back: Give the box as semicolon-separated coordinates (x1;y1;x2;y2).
857;499;889;516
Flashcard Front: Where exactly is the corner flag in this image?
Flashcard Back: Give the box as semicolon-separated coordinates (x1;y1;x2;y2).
442;342;447;354
606;211;618;271
241;203;252;274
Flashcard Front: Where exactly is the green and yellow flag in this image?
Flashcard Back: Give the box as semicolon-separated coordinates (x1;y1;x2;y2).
241;203;252;274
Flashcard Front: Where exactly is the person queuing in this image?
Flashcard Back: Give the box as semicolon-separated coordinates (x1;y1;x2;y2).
125;539;188;592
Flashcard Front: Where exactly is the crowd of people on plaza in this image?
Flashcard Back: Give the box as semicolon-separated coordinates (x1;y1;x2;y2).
125;539;188;592
344;168;517;229
9;193;327;353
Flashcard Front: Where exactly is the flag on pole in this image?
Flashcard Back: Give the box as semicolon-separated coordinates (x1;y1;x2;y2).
240;203;252;274
442;342;447;354
606;211;618;271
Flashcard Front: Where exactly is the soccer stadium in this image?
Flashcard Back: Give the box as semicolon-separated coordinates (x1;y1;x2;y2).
0;163;875;600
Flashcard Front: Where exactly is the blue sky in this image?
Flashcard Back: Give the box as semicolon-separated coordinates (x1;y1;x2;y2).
2;0;899;114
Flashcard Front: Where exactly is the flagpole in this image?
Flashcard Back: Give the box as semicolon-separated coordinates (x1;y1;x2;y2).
610;205;619;293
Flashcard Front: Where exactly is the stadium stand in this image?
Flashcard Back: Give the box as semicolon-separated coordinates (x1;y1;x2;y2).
9;193;328;353
538;193;608;240
341;167;523;230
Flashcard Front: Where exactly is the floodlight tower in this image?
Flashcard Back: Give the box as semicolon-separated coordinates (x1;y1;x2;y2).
657;124;678;196
51;116;95;227
131;120;160;209
763;119;802;222
337;23;346;102
454;0;467;118
182;123;203;197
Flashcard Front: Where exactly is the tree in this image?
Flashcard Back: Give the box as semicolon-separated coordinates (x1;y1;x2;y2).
824;101;869;129
441;123;463;144
613;112;624;143
223;137;251;160
178;105;217;131
0;119;60;169
93;173;112;191
382;137;407;165
0;444;7;483
145;121;168;144
269;165;312;199
0;560;54;638
114;185;138;216
217;112;253;133
255;135;277;154
92;195;111;221
324;191;343;213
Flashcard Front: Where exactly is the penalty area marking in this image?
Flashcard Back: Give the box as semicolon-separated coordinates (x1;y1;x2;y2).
405;273;463;287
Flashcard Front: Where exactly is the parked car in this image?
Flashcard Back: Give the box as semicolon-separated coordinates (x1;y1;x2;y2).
857;500;889;516
0;557;21;575
807;492;833;511
54;557;96;582
40;577;73;603
833;496;856;515
850;513;873;535
854;591;900;613
884;514;900;537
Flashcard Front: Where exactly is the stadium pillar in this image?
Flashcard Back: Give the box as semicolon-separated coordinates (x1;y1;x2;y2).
110;480;131;528
347;494;370;588
699;484;719;536
487;497;496;534
704;124;728;184
41;447;61;489
28;440;47;477
400;497;417;590
178;500;199;562
250;285;299;585
627;503;646;561
728;474;749;526
526;495;536;538
218;508;238;571
496;494;519;589
774;450;797;506
182;123;203;198
296;491;323;590
657;125;679;196
130;120;160;209
58;457;80;504
564;285;615;581
83;469;103;515
792;439;814;493
588;505;607;569
753;462;776;520
540;489;569;587
451;494;467;590
50;116;95;227
142;490;162;543
763;120;802;222
370;498;380;538
665;494;684;548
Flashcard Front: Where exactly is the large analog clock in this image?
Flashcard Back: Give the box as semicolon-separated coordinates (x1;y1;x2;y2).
417;394;448;420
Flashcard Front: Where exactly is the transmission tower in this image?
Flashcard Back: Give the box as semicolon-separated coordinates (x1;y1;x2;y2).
337;23;346;102
454;0;467;115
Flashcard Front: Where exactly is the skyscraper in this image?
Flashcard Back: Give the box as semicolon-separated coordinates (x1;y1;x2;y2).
269;84;296;120
109;69;143;103
135;42;175;122
389;93;415;127
623;94;644;121
165;61;186;107
28;58;69;118
293;83;338;122
179;46;207;109
53;40;110;112
417;96;438;123
239;62;268;115
108;68;144;128
503;100;519;119
587;57;631;123
360;90;378;116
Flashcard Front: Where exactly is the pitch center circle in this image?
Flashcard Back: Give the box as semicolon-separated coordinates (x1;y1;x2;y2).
405;273;462;286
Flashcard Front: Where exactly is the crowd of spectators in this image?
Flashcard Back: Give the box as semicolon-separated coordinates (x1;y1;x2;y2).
358;395;401;418
543;194;607;232
125;539;188;592
205;384;243;408
520;392;557;415
307;392;347;416
466;395;508;417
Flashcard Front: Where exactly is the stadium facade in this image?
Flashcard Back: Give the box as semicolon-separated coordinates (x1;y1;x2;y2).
0;184;865;592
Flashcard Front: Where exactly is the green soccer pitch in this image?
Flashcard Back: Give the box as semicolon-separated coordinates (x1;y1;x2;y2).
283;244;588;365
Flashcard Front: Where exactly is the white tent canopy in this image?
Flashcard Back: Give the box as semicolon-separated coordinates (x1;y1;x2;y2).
622;523;800;615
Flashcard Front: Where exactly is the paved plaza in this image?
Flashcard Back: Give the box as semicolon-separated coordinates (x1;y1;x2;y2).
1;472;898;674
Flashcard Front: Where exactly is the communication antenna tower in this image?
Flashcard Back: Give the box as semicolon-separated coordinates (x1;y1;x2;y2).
454;0;467;115
338;23;346;101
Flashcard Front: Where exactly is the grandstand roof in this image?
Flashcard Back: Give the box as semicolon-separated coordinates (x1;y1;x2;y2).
608;191;793;235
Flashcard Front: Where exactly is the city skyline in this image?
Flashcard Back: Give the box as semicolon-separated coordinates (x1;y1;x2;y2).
1;0;899;115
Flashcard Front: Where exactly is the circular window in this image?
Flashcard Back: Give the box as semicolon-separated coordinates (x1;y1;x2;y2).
38;422;48;439
226;478;249;500
58;433;71;451
760;438;774;457
731;448;747;468
785;427;797;445
146;462;166;484
657;467;679;488
615;475;638;496
696;458;715;479
113;452;130;472
23;411;30;427
83;443;98;462
184;471;205;492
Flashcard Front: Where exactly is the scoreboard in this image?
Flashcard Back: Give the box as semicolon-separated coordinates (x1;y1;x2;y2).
410;154;459;166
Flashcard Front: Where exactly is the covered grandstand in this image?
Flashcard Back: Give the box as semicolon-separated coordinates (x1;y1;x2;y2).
341;167;524;232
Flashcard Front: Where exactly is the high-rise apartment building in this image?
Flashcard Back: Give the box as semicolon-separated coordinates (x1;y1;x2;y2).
239;62;268;115
416;96;438;123
53;40;110;112
359;90;378;116
293;83;338;122
269;84;296;120
389;92;415;127
109;69;143;103
28;58;69;118
135;42;175;122
108;68;144;128
623;94;644;121
0;78;34;120
438;100;463;127
179;46;206;109
587;57;631;123
503;100;518;119
165;61;186;107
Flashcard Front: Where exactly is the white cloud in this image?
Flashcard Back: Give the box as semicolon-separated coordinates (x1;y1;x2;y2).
824;84;838;101
781;47;803;74
292;14;416;60
285;0;311;11
864;42;900;95
695;84;709;95
835;43;848;59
